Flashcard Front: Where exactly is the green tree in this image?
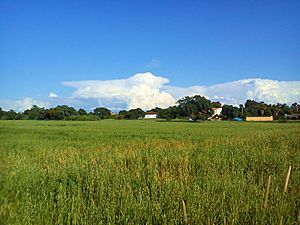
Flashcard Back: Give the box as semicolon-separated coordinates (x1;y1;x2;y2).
0;107;3;119
127;108;145;119
5;110;22;120
78;108;87;115
57;105;78;117
244;100;268;116
212;101;222;108
23;105;47;120
163;106;178;120
177;95;213;120
45;105;78;120
46;108;64;120
94;107;111;119
222;104;242;119
117;110;127;119
150;107;166;119
245;100;259;116
269;103;290;119
290;102;299;114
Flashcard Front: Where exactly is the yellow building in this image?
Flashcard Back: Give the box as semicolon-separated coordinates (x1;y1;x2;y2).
246;116;273;122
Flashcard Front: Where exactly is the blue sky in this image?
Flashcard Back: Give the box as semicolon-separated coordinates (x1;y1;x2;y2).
0;0;299;111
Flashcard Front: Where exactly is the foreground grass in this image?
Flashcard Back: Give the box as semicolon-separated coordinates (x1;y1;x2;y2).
0;120;299;224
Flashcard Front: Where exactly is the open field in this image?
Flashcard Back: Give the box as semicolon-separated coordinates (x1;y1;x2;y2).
0;120;299;224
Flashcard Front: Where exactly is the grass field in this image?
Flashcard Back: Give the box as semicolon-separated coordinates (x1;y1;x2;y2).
0;120;299;224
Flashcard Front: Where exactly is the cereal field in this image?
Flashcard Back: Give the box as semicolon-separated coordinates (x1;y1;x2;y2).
0;120;299;224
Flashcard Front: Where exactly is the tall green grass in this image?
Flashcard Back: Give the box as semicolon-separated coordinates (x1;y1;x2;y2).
0;120;299;224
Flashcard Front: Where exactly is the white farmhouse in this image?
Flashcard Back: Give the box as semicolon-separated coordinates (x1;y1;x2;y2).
212;107;222;116
144;111;158;119
208;107;223;121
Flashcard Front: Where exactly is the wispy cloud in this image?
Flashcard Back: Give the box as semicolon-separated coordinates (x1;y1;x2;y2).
145;59;160;69
48;92;58;98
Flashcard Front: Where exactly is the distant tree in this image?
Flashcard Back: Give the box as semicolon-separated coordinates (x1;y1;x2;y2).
163;106;178;120
45;105;79;120
176;96;193;117
244;100;270;116
94;107;111;119
212;101;222;108
268;103;290;119
239;104;245;117
46;108;65;120
23;105;47;120
0;107;3;119
151;107;166;119
117;110;127;119
177;95;213;120
0;97;296;121
222;105;242;119
244;100;287;118
5;110;22;120
290;102;299;114
57;105;78;117
127;108;145;119
78;108;87;115
259;102;272;116
245;100;259;116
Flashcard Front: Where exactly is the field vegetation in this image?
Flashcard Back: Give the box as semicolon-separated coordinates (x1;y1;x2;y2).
1;97;299;121
0;120;299;224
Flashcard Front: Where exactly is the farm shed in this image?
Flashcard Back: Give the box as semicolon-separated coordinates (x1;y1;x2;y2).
246;116;273;122
144;111;158;119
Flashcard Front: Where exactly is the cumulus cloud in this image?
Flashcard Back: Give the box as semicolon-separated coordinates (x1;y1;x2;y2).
201;78;300;106
63;72;300;110
48;92;58;98
63;72;176;110
0;98;48;112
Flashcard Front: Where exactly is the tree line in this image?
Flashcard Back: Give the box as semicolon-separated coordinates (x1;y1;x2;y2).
0;95;299;121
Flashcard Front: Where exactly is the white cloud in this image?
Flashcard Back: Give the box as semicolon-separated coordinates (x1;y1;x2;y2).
63;72;176;110
48;92;58;98
0;98;48;112
202;78;300;106
63;73;300;110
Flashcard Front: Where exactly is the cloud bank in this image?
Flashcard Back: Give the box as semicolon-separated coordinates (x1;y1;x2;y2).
63;72;300;110
0;98;48;112
1;72;299;112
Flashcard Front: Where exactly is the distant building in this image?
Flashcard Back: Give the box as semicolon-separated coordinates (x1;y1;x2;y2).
286;114;300;120
209;114;222;121
212;108;222;116
209;107;223;121
144;111;158;119
246;116;273;122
